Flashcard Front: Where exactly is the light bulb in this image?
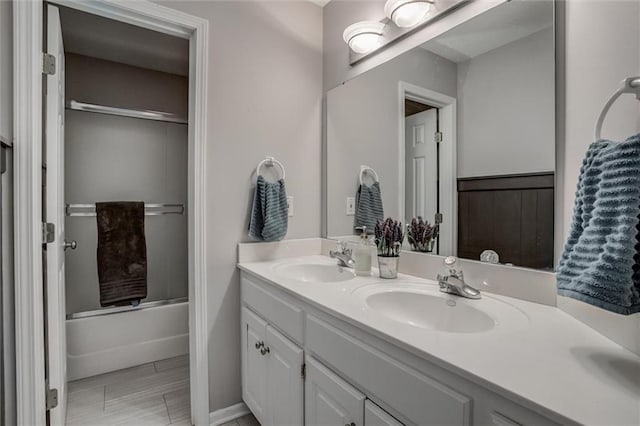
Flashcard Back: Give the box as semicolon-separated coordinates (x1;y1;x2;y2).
384;0;433;28
343;21;386;54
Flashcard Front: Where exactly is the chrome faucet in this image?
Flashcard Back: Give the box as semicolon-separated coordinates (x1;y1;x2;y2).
329;241;355;268
436;256;481;299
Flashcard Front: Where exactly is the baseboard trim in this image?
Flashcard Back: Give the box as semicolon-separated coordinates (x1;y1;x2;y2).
209;402;250;426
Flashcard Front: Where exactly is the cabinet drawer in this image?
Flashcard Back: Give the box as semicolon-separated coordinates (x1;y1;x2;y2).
241;274;304;344
307;315;471;426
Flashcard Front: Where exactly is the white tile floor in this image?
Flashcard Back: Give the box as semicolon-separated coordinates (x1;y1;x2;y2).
66;355;259;426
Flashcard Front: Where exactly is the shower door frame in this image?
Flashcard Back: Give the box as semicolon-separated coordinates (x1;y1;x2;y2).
13;1;210;424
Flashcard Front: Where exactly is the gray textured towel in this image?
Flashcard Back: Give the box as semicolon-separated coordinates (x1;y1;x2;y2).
354;182;384;233
249;175;288;242
557;133;640;315
96;202;147;307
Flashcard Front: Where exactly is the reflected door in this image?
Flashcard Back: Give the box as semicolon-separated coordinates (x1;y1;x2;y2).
405;108;438;234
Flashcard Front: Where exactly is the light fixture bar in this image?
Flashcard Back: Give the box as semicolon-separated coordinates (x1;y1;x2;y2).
349;0;470;66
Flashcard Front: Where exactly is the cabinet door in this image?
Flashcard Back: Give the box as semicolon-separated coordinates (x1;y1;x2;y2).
365;400;404;426
265;325;304;426
305;356;365;426
241;307;268;422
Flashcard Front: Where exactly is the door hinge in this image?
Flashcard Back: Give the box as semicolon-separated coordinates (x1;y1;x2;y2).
45;384;58;410
43;222;55;244
434;131;443;144
301;363;306;380
42;53;56;75
435;213;443;225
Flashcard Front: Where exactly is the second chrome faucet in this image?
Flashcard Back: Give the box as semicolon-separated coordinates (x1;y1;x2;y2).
437;256;481;299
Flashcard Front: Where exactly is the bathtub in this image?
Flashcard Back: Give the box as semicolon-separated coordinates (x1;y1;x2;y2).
66;300;189;380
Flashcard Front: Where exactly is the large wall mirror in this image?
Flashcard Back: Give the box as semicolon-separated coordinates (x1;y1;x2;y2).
325;0;555;270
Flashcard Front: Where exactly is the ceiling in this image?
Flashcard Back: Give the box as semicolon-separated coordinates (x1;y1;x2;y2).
420;0;553;63
308;0;332;6
59;6;189;76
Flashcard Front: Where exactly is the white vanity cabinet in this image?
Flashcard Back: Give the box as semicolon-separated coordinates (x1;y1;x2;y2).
365;400;404;426
241;307;304;426
240;272;561;426
305;356;365;426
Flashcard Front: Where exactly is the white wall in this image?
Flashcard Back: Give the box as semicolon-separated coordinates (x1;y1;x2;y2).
0;1;16;425
64;54;189;314
457;27;555;178
557;0;640;356
327;48;457;237
155;0;323;412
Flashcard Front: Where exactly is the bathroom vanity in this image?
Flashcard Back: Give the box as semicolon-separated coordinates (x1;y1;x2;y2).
238;245;639;426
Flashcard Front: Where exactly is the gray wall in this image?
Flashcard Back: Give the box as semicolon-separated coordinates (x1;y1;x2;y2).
457;27;555;178
327;48;457;237
66;53;188;117
155;0;323;412
557;0;640;356
64;54;189;314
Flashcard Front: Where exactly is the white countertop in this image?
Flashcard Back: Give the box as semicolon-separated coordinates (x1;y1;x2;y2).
238;255;640;426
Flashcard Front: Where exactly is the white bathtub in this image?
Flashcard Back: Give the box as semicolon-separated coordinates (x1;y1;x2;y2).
66;301;189;380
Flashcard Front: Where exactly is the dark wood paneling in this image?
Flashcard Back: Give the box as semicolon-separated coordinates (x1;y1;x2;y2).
458;172;554;192
405;99;433;117
457;173;554;270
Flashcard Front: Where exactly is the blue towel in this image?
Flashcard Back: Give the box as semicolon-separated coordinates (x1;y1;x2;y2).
354;182;384;233
557;133;640;315
249;175;288;242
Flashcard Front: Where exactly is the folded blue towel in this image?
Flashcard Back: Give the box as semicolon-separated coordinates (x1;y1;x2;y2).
557;133;640;315
354;182;384;233
249;175;288;242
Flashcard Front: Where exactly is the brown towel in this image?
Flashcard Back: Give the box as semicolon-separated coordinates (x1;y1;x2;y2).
96;202;147;307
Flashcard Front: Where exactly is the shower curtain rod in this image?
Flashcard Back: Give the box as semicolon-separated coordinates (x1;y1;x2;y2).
66;100;188;124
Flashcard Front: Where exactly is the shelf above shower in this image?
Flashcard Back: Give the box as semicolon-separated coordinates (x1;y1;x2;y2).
66;203;185;217
66;100;188;124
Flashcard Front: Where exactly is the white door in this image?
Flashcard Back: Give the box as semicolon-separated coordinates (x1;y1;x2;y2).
405;108;438;234
45;4;67;425
365;400;404;426
265;325;303;426
241;307;268;423
305;356;365;426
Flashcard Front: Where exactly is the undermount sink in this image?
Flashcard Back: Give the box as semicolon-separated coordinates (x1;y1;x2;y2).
274;262;356;283
354;282;528;334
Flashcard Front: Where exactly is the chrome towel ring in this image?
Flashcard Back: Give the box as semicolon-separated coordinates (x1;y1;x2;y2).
594;76;640;141
359;165;379;185
256;156;286;180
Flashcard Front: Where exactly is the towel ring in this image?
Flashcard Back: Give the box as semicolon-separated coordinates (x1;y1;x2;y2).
359;165;379;185
594;76;640;141
256;156;286;180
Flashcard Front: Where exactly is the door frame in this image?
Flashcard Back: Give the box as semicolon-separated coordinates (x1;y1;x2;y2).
398;81;457;255
13;1;210;424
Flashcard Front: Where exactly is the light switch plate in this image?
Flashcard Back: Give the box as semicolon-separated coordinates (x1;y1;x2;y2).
287;196;294;217
346;197;355;215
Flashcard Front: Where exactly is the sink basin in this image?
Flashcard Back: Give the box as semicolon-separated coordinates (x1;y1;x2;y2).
366;291;495;333
274;263;356;283
354;282;528;334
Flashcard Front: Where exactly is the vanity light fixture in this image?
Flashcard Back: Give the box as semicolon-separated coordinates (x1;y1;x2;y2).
342;21;386;54
384;0;434;28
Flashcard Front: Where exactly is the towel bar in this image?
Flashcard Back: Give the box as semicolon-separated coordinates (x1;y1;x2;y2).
65;203;185;217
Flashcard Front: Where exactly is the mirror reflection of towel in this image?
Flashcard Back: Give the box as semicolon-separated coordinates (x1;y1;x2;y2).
249;176;288;242
354;182;384;233
557;134;640;315
96;201;147;307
